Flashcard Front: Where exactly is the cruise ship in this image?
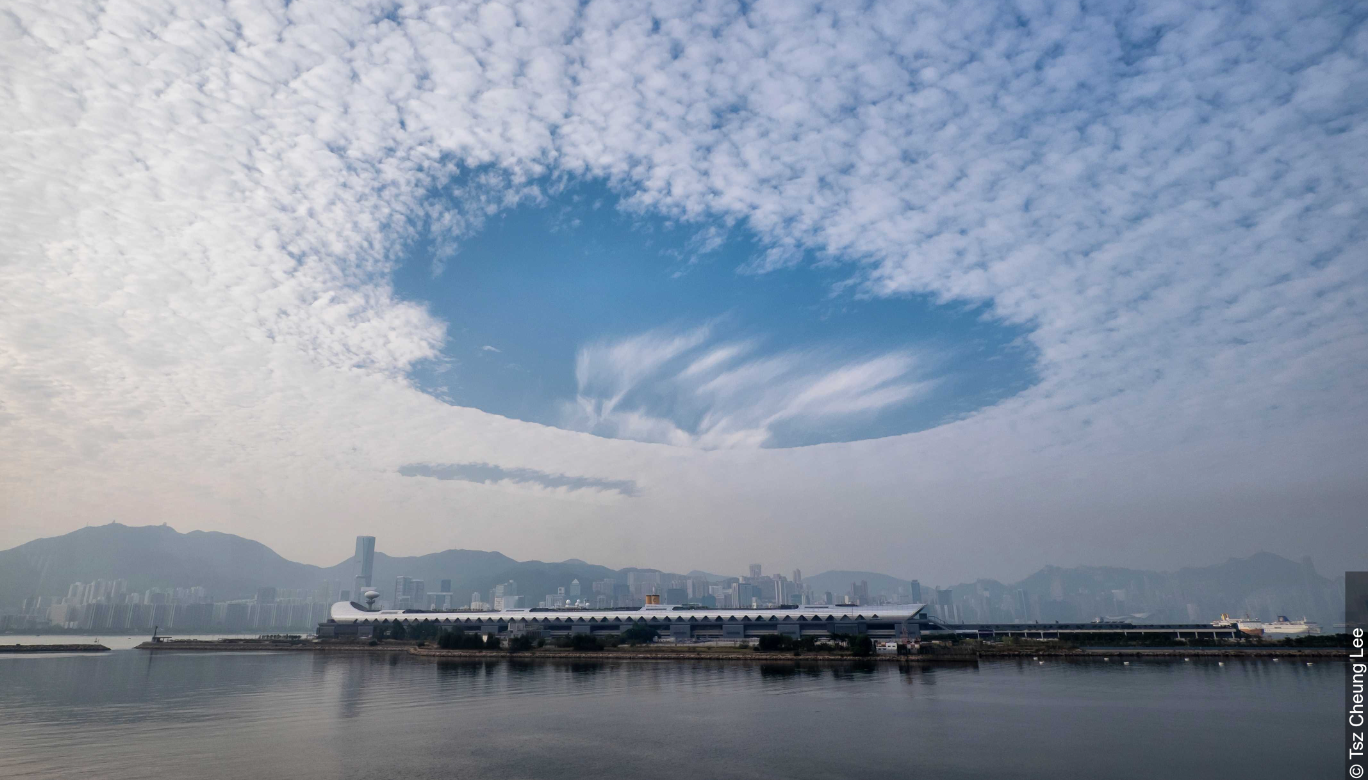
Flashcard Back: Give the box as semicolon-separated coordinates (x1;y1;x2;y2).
1211;613;1320;636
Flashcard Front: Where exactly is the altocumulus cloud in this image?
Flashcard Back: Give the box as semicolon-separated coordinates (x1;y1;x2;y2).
0;0;1363;578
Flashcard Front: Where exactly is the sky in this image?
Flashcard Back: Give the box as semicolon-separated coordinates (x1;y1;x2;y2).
0;0;1365;584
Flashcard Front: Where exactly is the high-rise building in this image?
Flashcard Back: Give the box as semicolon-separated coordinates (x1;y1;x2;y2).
439;579;452;593
394;576;413;608
910;580;922;604
851;581;870;605
733;582;757;607
749;564;763;579
353;535;376;604
772;574;787;605
792;569;802;586
934;588;955;621
569;579;581;599
354;535;375;586
411;579;426;608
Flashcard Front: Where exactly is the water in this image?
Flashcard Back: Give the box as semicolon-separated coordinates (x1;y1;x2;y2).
0;651;1343;779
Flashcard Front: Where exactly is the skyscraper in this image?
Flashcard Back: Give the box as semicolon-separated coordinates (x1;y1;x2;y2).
354;536;375;580
353;535;375;602
851;580;870;605
394;576;413;608
792;569;802;586
569;579;581;599
749;564;762;579
439;579;452;593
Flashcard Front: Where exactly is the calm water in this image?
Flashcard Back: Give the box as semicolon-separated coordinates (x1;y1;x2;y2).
0;649;1344;779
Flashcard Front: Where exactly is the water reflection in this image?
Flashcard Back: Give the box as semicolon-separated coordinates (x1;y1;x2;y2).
0;652;1345;780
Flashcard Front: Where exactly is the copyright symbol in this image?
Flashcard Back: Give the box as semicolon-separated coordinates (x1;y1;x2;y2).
1350;763;1364;778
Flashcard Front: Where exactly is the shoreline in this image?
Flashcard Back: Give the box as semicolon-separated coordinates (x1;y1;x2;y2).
1;643;110;653
135;641;410;653
408;646;1348;663
126;640;1350;662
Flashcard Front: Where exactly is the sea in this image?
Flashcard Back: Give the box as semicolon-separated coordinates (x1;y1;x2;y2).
0;635;1345;779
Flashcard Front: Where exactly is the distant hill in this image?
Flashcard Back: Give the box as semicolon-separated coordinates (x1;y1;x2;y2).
801;556;1344;628
0;523;621;610
324;551;622;607
803;571;913;601
935;552;1344;628
0;522;326;606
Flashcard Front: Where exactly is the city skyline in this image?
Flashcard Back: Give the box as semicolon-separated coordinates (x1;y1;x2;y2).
0;521;1347;633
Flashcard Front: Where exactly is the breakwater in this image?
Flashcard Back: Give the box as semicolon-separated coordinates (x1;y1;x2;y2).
1;643;109;653
134;640;409;653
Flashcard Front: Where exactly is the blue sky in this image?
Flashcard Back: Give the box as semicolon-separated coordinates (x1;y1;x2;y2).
394;180;1037;447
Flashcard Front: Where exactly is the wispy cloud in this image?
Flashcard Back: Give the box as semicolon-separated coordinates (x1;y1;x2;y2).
563;326;936;449
480;345;500;353
399;462;639;498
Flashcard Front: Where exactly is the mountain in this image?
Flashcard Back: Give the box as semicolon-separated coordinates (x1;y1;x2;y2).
803;570;912;601
933;553;1344;628
0;523;620;611
0;522;326;606
322;551;622;607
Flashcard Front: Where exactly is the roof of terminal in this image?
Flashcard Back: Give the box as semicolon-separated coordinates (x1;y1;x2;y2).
329;601;928;623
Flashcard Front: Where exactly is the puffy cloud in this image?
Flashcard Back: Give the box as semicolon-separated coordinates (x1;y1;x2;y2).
0;0;1363;579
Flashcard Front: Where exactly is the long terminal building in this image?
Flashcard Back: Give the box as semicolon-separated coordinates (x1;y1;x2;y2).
321;600;1244;642
324;600;931;641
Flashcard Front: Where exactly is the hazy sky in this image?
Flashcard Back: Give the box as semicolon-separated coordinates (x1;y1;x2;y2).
2;0;1365;583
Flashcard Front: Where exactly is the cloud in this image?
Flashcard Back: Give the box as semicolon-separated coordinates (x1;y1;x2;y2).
399;462;639;498
0;0;1362;580
480;345;500;353
563;326;936;449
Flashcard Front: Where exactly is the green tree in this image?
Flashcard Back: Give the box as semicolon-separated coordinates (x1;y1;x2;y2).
757;634;790;652
850;634;874;657
620;623;658;645
557;633;603;651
